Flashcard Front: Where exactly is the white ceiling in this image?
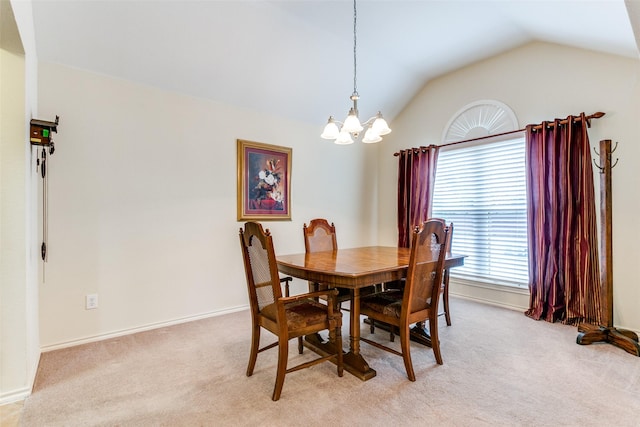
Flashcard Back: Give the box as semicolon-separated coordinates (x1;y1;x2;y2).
31;0;639;127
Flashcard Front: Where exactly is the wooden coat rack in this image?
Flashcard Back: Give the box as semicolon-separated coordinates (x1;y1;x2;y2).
576;139;640;356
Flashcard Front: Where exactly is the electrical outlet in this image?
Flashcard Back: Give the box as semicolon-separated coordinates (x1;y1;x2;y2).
86;294;98;310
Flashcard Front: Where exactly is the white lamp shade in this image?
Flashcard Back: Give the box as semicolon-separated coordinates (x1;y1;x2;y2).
362;128;382;143
342;110;363;134
372;115;391;135
335;130;354;145
321;120;340;139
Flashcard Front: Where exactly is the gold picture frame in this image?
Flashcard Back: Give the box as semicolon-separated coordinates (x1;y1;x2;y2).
237;139;292;221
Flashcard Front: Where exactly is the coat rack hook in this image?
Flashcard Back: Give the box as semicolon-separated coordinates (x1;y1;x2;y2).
593;159;605;173
608;141;619;169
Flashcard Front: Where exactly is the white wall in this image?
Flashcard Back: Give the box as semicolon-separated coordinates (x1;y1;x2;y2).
378;42;640;332
37;62;378;349
0;0;39;404
0;20;27;402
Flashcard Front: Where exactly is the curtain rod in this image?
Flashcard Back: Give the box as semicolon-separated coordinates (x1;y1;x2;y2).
393;111;605;156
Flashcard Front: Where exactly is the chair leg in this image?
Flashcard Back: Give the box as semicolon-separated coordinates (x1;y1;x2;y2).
335;323;344;377
370;318;375;333
247;325;260;377
443;270;452;326
297;336;303;354
400;324;416;381
272;336;289;401
430;315;443;365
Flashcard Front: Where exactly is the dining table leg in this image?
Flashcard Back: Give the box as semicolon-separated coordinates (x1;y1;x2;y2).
342;287;376;380
302;286;376;381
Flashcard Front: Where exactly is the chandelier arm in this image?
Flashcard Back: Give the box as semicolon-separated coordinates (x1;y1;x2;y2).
362;117;377;127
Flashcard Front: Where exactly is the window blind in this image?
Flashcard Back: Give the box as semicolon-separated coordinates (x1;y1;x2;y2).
431;135;529;288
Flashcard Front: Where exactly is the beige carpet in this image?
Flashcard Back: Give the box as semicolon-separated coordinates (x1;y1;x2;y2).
20;298;640;426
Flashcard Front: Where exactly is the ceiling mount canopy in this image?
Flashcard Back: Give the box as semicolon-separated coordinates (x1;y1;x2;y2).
321;0;391;145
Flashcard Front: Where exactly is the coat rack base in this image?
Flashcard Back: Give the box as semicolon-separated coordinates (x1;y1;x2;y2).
577;322;640;357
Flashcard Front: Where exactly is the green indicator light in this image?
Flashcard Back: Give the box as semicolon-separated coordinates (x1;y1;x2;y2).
42;129;50;137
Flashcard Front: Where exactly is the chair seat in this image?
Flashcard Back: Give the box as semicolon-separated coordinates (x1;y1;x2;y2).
262;299;330;330
361;290;404;318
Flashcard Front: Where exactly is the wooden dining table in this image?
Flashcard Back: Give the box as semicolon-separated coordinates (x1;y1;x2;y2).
276;246;465;381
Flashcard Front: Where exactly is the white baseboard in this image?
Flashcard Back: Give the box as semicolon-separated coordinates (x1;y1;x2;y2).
40;304;249;353
451;292;527;312
450;278;530;312
0;386;31;406
1;345;42;406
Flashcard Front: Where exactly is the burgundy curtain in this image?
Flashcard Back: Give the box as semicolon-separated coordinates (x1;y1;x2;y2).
525;113;601;325
397;145;439;248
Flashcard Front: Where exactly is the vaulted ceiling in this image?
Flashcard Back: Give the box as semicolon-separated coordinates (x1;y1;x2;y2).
31;0;640;127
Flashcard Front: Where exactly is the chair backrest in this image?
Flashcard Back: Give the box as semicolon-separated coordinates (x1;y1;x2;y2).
403;219;448;316
303;218;338;253
239;221;283;315
429;217;453;256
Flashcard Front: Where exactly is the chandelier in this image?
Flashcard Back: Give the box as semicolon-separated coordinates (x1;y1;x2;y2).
321;0;391;144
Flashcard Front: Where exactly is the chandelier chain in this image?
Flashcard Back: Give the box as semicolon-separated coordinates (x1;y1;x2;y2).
320;0;390;144
353;0;357;96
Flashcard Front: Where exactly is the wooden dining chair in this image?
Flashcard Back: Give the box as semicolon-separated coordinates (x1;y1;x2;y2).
303;219;351;308
372;218;454;341
359;219;448;381
239;221;344;401
303;218;338;254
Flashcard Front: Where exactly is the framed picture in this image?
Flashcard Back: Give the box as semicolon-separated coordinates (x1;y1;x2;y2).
237;139;292;221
